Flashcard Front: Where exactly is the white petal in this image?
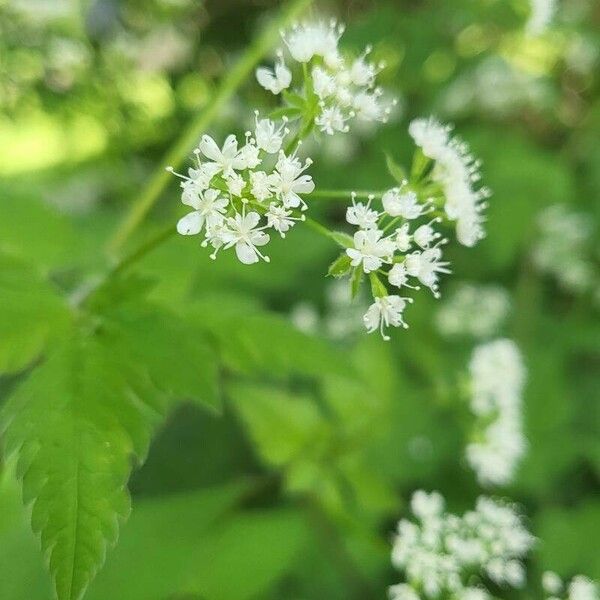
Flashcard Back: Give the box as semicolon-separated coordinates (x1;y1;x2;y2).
199;135;222;162
244;211;261;229
235;241;259;264
251;231;270;247
177;211;203;236
256;67;276;93
291;175;315;194
221;134;239;159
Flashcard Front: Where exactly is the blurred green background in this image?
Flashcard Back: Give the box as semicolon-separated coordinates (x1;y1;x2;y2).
0;0;598;598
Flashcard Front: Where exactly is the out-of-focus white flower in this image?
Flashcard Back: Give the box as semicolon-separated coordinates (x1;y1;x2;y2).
526;0;558;35
409;117;490;247
169;125;313;264
531;204;598;295
363;295;411;340
466;339;527;486
389;583;421;600
390;490;535;599
568;576;599;600
543;571;564;595
436;283;511;339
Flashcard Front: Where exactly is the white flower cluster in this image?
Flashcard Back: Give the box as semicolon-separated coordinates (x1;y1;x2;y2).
436;283;510;339
526;0;558;35
467;339;527;487
408;117;490;248
170;115;313;264
532;204;598;295
390;490;535;599
256;20;396;136
341;186;452;340
543;572;600;600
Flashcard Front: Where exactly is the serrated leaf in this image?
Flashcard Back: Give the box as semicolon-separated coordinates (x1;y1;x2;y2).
0;253;71;374
385;153;407;183
327;253;352;278
102;304;221;412
1;328;168;600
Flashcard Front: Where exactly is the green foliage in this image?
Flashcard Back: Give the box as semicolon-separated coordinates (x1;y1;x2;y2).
385;153;407;184
328;252;353;278
0;253;71;374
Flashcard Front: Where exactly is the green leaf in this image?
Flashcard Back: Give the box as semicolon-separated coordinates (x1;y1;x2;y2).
268;106;303;121
369;272;388;298
385;153;407;183
0;193;77;270
1;328;168;600
0;253;71;374
188;301;351;379
102;304;221;412
350;267;364;299
327;253;352;278
228;383;329;467
282;90;306;109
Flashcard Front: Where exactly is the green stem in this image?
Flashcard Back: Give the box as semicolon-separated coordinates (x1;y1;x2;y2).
106;0;313;257
304;217;339;242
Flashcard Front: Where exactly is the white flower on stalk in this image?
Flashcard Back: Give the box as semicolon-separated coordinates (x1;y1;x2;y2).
315;105;350;135
282;20;344;67
250;171;275;202
466;339;526;487
346;193;379;229
266;202;304;237
220;211;271;264
176;188;228;236
346;229;395;273
388;263;420;291
395;223;412;252
198;133;247;177
404;247;451;298
382;187;424;220
413;219;443;248
409;117;490;247
312;66;336;99
363;295;410;340
226;173;246;197
271;151;315;209
256;51;291;94
254;112;288;154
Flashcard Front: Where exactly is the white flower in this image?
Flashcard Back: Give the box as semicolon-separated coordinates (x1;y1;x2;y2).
413;219;442;248
250;171;275;202
346;195;379;229
176;188;228;236
198;134;246;177
467;339;527;486
220;211;271;264
388;263;410;289
543;571;563;595
238;141;261;169
282;21;344;67
254;113;288;154
349;47;379;87
568;576;599;600
395;223;412;252
256;51;291;94
411;490;445;520
312;66;336;99
271;152;315;209
182;163;220;199
389;584;421;600
353;90;391;122
404;248;451;297
266;202;303;237
382;188;423;220
363;295;409;340
409;117;489;247
346;229;395;273
226;173;245;197
315;105;349;135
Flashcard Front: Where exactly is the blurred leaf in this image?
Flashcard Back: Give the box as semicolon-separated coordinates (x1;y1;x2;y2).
0;193;77;270
228;383;329;467
327;252;352;278
0;253;71;375
385;152;407;183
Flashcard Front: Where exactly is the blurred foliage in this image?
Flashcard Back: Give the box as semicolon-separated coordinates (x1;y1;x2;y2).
0;0;599;599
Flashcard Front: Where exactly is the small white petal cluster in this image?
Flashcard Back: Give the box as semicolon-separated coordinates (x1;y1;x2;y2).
435;283;510;339
532;204;598;294
467;339;527;487
170;114;313;264
543;571;600;600
526;0;558;35
256;20;396;136
408;117;490;247
390;490;535;599
342;186;452;339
